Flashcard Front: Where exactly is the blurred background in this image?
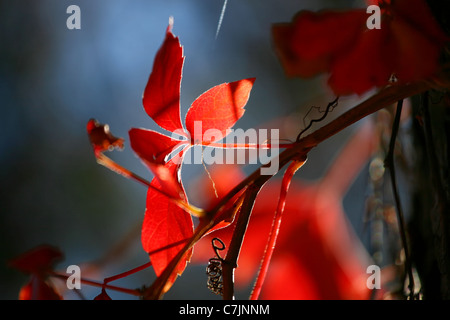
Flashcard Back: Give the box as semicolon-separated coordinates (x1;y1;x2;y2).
0;0;383;299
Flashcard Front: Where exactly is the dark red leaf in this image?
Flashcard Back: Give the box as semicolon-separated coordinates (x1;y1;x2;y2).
9;245;63;276
390;16;445;82
272;0;448;95
94;289;112;300
272;10;365;78
185;78;255;144
328;27;393;95
272;23;328;78
393;0;447;44
87;119;124;156
142;21;185;133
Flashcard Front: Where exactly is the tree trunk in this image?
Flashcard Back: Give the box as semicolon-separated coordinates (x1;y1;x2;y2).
407;0;450;300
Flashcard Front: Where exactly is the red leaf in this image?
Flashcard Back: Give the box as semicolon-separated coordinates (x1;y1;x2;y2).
328;27;393;95
272;10;365;78
129;128;187;165
141;157;194;283
142;21;185;133
393;0;447;44
272;0;448;95
290;10;366;61
94;289;112;300
272;24;327;78
185;78;255;144
19;275;62;300
129;128;188;198
390;17;444;82
9;245;63;276
87;119;124;156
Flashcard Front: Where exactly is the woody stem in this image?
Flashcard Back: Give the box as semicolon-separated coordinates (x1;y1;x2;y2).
222;183;264;300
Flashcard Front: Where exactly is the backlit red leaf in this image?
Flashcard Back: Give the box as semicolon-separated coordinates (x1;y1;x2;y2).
129;128;188;198
142;21;185;133
141;157;193;283
129;127;187;165
185;78;255;144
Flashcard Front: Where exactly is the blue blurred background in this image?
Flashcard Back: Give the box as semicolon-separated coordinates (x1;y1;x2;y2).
0;0;376;299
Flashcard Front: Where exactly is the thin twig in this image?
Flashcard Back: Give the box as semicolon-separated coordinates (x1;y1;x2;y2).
296;96;339;141
103;261;153;286
384;99;415;299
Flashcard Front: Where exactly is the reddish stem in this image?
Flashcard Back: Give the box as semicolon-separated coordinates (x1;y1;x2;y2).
249;159;306;300
95;152;205;217
103;261;153;285
49;272;141;297
101;237;191;286
51;238;193;299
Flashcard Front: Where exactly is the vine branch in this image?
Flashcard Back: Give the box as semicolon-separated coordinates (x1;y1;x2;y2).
222;184;263;299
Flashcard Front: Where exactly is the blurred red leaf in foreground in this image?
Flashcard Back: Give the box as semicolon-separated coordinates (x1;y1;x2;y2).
9;245;63;300
273;0;448;95
193;121;378;299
